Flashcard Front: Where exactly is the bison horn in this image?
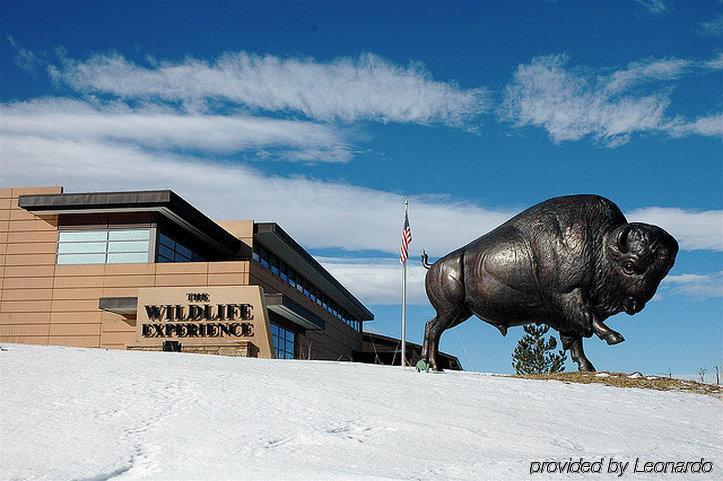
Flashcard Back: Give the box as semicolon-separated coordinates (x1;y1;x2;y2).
608;224;632;257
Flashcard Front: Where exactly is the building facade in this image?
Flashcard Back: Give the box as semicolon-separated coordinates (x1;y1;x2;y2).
0;186;373;361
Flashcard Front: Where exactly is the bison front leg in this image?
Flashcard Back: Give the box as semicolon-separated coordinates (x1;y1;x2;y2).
591;318;625;345
560;332;595;372
558;288;624;345
559;288;595;338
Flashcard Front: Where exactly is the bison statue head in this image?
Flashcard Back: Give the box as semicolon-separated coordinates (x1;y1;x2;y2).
598;222;679;317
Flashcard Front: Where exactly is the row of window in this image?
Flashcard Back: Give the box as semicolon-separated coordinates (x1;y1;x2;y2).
252;244;362;332
56;228;205;265
156;232;205;263
271;322;295;359
57;229;151;264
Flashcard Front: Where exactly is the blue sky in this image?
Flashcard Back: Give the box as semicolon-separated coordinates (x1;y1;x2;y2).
1;0;721;375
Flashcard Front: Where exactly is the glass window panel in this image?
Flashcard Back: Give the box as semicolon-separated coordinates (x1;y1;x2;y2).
252;251;260;262
157;255;173;263
59;230;107;242
57;253;106;264
191;252;205;262
271;324;279;336
107;252;148;263
159;233;175;248
57;241;107;254
176;243;192;259
175;251;191;262
157;244;174;260
108;229;150;241
107;240;149;253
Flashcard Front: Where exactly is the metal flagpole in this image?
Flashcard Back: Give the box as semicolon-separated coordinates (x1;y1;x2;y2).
401;197;408;367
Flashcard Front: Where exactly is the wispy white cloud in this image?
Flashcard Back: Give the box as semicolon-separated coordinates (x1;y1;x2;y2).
319;257;428;305
666;113;723;139
703;52;723;70
500;55;723;146
7;36;42;73
1;98;352;162
604;57;690;93
627;207;723;251
634;0;668;14
662;272;723;298
499;55;669;145
699;14;723;36
48;52;489;126
0;134;512;255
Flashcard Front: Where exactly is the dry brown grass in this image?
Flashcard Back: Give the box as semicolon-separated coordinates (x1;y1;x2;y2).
511;371;720;397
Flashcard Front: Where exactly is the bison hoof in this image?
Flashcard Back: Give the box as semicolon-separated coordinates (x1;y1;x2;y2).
605;332;625;345
578;362;596;372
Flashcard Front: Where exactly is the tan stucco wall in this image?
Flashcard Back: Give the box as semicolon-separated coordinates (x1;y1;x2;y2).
0;186;64;345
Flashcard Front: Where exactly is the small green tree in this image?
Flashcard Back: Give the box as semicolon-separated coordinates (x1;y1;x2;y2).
512;324;567;374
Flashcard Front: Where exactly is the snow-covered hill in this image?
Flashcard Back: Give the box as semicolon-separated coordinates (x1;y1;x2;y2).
1;344;720;480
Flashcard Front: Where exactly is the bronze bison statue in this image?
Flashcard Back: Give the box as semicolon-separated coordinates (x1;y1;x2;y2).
420;194;678;372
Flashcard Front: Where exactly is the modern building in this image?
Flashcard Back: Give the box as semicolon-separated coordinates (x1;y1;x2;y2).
0;186;461;369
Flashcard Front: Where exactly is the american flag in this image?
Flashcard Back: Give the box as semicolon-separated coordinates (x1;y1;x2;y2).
400;208;412;263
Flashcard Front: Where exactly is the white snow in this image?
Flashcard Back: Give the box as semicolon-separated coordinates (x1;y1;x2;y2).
1;344;721;480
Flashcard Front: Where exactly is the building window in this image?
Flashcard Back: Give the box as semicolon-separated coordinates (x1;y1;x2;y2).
57;229;150;264
271;322;296;359
269;253;280;276
251;243;363;333
156;232;205;263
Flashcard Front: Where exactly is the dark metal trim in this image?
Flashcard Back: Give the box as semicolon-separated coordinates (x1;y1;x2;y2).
99;296;138;315
254;222;374;321
18;190;240;255
265;293;325;330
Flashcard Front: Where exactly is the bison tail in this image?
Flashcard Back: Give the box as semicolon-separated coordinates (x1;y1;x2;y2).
420;249;433;270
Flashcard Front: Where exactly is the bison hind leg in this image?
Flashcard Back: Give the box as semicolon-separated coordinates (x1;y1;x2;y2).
421;308;471;371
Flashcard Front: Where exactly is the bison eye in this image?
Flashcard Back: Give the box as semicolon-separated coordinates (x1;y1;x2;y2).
622;261;637;275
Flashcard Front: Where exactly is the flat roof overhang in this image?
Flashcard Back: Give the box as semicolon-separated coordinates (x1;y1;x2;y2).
265;293;325;330
254;223;374;322
98;294;325;331
99;297;138;317
18;190;240;256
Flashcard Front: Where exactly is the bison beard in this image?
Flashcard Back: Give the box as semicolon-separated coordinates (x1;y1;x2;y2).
420;194;678;372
